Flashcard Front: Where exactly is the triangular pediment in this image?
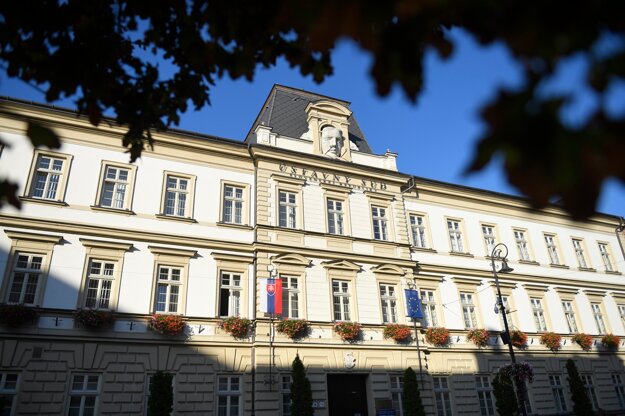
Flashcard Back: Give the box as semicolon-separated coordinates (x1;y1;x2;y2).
271;253;312;267
371;264;406;276
321;259;362;271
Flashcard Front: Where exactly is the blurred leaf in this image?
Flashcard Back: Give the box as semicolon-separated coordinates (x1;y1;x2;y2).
26;121;60;149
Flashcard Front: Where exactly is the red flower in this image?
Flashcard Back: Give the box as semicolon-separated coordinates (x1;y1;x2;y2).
572;333;593;351
333;322;362;341
601;333;620;349
220;316;252;338
149;314;186;336
383;324;412;342
425;327;450;347
510;330;528;349
539;332;562;352
467;328;490;348
74;309;113;330
276;319;309;339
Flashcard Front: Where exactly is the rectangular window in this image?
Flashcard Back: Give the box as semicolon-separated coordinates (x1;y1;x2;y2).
475;375;495;416
279;191;297;228
531;298;547;332
613;374;625;409
573;239;588;268
100;166;129;209
30;154;65;200
598;243;614;272
433;377;453;416
219;273;242;317
380;284;398;324
447;220;464;252
7;253;43;305
371;206;388;241
217;375;241;416
0;373;18;416
420;290;438;327
84;260;115;309
549;375;567;412
514;230;531;261
154;266;181;313
281;375;291;416
591;303;606;334
390;375;403;416
498;296;510;330
460;292;477;329
581;375;599;410
327;199;344;235
68;374;100;416
164;175;189;217
410;215;427;248
562;301;578;333
281;277;299;319
332;280;351;321
482;225;496;256
223;185;244;224
619;305;625;330
544;234;560;265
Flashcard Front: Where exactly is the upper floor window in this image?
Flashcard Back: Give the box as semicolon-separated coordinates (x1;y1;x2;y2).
562;301;578;333
99;165;130;209
379;284;398;323
572;239;588;268
530;298;547;332
154;266;182;313
591;303;606;334
460;292;477;329
513;229;531;261
420;289;438;327
279;191;297;228
549;375;567;413
482;225;496;255
219;272;242;317
327;199;344;235
217;375;241;416
223;184;244;224
410;215;427;248
475;375;495;416
544;234;560;265
281;276;299;319
69;374;100;416
447;220;464;252
498;296;511;331
598;243;614;272
162;174;195;218
332;280;351;321
371;206;388;241
6;253;43;305
618;304;625;329
27;151;72;201
84;260;115;309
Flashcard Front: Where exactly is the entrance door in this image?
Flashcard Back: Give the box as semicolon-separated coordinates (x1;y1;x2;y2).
327;374;368;416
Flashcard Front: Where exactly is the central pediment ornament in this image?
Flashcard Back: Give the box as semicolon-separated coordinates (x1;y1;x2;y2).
321;259;362;272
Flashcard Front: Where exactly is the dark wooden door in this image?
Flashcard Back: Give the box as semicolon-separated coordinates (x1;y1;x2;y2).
327;374;369;416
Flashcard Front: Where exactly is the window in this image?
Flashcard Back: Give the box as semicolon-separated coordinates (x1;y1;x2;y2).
498;296;511;331
433;377;453;416
390;375;403;416
27;151;71;201
562;301;578;333
475;375;495;416
281;375;291;416
447;220;464;252
371;206;388;241
84;260;115;309
612;374;625;409
6;253;43;305
514;230;531;261
332;280;351;321
420;290;438;327
97;165;132;209
591;303;606;334
162;174;193;217
482;225;496;256
223;185;244;224
219;273;242;317
544;234;560;265
531;298;547;332
68;374;100;416
0;373;18;416
154;266;182;313
549;375;567;413
327;199;345;235
281;277;299;319
380;284;398;323
460;293;477;329
572;239;588;268
598;243;614;272
410;215;427;248
619;305;625;330
279;191;297;228
581;374;599;410
217;375;241;416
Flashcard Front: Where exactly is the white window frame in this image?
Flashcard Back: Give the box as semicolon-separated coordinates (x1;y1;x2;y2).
281;276;299;319
24;150;72;202
332;279;351;321
612;374;625;410
433;376;453;416
278;190;298;229
379;283;398;324
460;292;478;329
0;372;19;416
281;375;292;416
68;374;100;416
390;374;403;416
481;224;496;256
475;375;495;416
581;374;599;410
93;161;137;211
84;259;116;310
153;265;183;314
618;304;625;330
409;214;428;248
598;242;615;272
420;289;439;327
327;198;345;235
447;219;465;253
549;374;567;413
544;234;561;265
221;183;247;225
591;303;606;334
217;375;241;416
371;205;389;241
219;272;242;317
498;296;512;331
5;253;44;306
530;298;548;332
160;172;195;218
513;229;531;261
572;238;589;269
562;301;579;333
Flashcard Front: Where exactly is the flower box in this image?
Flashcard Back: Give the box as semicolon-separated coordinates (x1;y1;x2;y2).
466;328;490;348
220;316;252;338
74;309;113;330
601;333;620;349
539;332;562;352
572;333;593;351
149;314;186;336
510;329;528;349
333;321;362;341
425;327;451;347
383;324;412;342
276;319;309;339
0;304;38;328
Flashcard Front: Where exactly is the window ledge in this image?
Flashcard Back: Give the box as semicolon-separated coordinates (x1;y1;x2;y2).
549;264;569;269
578;267;597;273
19;196;68;207
371;238;399;246
449;251;474;258
519;260;540;266
606;270;622;276
217;221;253;230
411;247;437;253
154;214;197;223
90;205;136;215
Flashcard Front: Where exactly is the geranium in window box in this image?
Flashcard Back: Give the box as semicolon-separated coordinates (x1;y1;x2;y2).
0;304;38;328
466;328;490;348
383;324;412;342
425;327;451;347
149;314;186;336
572;333;593;351
333;321;362;341
276;319;309;339
510;329;528;349
74;309;113;330
601;333;620;349
539;332;562;352
220;316;252;338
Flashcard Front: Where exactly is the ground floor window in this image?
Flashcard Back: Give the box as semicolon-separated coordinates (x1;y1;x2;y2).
281;375;291;416
581;374;599;410
390;374;403;415
549;374;567;413
217;375;241;416
0;373;18;416
68;374;100;416
475;375;495;416
433;377;452;416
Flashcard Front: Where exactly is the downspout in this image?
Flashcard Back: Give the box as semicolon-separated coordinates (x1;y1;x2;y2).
617;217;625;267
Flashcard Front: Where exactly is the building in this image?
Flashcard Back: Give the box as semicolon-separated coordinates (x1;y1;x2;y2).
0;85;624;415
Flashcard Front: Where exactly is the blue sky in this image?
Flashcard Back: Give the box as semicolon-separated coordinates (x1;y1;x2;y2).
1;29;624;218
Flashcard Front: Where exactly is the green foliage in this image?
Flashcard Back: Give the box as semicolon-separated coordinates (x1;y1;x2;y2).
290;355;313;416
401;367;425;416
148;371;173;416
566;359;594;415
492;371;517;416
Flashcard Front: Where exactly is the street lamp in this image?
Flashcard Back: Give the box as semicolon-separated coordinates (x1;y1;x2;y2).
491;243;528;416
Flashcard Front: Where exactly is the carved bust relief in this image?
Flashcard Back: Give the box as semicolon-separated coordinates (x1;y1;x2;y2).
320;125;344;158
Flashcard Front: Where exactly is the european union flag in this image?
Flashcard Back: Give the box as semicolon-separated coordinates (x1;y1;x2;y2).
405;289;423;319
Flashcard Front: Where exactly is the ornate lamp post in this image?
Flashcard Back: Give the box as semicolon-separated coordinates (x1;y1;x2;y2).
491;243;527;416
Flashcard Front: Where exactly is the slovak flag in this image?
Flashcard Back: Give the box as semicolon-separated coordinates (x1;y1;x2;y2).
260;278;282;315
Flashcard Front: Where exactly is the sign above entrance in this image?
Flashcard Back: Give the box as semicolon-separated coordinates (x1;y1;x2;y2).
279;163;388;192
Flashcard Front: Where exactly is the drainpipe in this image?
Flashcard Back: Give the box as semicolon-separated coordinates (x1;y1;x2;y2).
617;217;625;262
